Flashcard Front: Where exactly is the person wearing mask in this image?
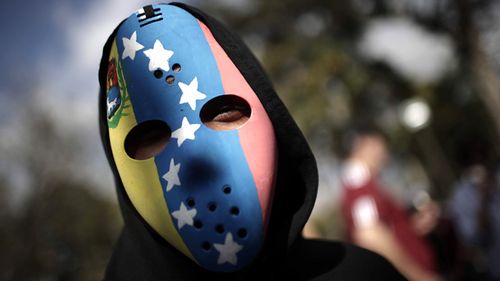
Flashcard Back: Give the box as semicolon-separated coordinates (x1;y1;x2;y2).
98;3;405;280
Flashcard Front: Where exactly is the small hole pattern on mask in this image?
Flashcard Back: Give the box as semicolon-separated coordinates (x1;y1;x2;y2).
237;228;247;238
215;224;225;234
230;206;239;216
192;184;251;252
172;63;181;72
201;241;211;251
208;202;217;212
194;219;203;229
166;75;175;85
223;185;231;194
154;69;163;79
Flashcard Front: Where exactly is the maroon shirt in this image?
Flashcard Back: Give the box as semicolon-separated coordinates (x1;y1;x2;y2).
341;169;436;273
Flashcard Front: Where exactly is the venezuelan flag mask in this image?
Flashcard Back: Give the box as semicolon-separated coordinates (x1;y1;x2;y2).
104;4;277;272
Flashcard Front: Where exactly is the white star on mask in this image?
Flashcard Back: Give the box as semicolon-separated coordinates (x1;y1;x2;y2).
214;233;243;265
178;77;207;110
171;202;197;230
143;40;174;72
171;117;200;147
122;31;144;60
162;159;181;192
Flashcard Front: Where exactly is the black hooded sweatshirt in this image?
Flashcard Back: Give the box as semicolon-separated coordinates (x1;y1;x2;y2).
98;3;406;281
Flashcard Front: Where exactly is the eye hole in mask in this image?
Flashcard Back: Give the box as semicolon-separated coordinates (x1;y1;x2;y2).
200;95;251;131
125;120;172;160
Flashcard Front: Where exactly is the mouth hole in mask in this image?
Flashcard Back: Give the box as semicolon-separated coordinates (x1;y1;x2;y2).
200;95;251;131
124;120;171;160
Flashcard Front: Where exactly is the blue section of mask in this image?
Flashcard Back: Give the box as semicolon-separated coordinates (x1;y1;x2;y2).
115;4;263;272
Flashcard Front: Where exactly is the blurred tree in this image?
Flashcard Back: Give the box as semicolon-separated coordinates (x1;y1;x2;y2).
1;178;120;281
0;99;121;281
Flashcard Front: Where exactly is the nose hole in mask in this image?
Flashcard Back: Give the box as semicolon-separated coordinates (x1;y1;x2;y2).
124;120;171;160
200;95;251;131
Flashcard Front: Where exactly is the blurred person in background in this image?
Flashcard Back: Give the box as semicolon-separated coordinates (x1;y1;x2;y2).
449;163;500;281
409;191;465;281
340;129;441;281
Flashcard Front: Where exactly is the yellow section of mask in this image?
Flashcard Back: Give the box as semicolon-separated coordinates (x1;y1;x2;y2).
107;40;195;262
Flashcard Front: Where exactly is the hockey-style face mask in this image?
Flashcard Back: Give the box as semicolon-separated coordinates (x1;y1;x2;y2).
105;4;277;272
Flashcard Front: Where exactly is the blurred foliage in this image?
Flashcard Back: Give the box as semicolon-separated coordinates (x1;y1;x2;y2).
0;179;120;281
0;103;121;281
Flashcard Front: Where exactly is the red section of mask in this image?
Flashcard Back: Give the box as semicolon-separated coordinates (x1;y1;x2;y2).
199;21;277;226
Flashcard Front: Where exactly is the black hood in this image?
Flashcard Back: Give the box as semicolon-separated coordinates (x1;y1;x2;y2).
98;2;318;279
98;4;407;281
